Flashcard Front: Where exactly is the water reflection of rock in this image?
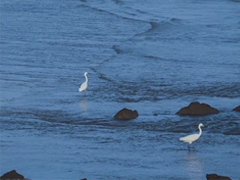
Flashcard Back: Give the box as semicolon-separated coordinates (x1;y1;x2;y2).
183;152;203;179
79;99;88;111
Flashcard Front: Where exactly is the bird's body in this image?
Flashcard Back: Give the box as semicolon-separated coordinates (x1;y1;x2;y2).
79;72;88;93
179;123;204;150
179;133;200;144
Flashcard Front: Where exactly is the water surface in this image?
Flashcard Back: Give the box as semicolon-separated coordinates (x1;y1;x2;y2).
0;0;240;179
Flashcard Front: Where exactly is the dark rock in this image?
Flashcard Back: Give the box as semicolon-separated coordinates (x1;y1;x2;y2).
176;102;219;116
206;173;232;180
114;108;139;120
232;105;240;112
80;179;87;180
0;170;24;180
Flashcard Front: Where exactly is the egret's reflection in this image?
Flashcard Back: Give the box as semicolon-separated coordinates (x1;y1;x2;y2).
183;151;203;179
79;99;88;111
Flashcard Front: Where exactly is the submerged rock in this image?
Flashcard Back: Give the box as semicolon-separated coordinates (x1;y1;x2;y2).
206;173;232;180
114;108;139;120
176;102;219;116
0;170;25;180
232;105;240;112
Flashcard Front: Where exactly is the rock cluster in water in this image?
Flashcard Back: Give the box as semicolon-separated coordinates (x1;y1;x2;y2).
0;170;26;180
114;108;139;120
232;105;240;112
115;102;238;119
176;102;219;116
206;173;232;180
0;170;88;180
0;170;234;180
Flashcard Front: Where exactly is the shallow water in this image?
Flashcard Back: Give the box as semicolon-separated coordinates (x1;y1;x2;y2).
0;0;240;179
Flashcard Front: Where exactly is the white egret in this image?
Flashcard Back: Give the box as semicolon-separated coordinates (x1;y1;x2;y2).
79;72;88;94
179;123;204;151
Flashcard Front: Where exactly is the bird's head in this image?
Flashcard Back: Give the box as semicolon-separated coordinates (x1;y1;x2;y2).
84;72;88;75
199;123;204;127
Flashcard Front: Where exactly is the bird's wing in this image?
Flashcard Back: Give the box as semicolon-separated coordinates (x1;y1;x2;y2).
79;82;87;92
179;134;199;142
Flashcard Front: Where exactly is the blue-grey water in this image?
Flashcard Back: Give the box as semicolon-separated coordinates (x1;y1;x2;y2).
0;0;240;179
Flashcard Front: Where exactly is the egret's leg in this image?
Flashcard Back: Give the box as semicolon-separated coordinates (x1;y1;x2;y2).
189;144;198;151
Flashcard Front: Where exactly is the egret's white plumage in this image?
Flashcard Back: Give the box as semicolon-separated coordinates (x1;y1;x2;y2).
179;123;204;147
79;72;88;92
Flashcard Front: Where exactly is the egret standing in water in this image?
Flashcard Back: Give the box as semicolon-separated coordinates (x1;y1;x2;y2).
79;72;88;94
179;123;204;151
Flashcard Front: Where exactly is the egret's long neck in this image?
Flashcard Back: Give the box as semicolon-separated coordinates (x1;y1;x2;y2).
198;126;202;137
85;74;88;83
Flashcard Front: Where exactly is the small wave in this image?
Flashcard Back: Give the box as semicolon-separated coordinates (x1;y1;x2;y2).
170;18;181;22
111;0;124;5
112;45;134;54
224;130;240;135
136;9;148;14
228;0;240;2
1;106;240;136
112;45;122;54
148;22;164;33
98;73;115;82
78;4;148;24
93;77;240;102
135;21;170;36
134;18;183;37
